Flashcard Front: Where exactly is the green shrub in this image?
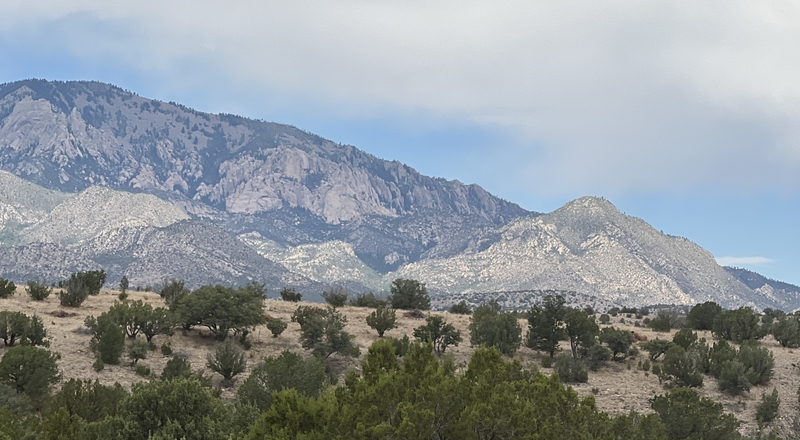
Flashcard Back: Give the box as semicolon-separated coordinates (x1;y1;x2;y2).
661;345;703;388
584;344;612;371
299;307;361;359
0;311;28;347
266;318;288;337
0;383;33;414
713;307;763;343
92;358;104;372
59;276;92;307
599;327;633;360
0;345;60;405
709;339;737;378
85;313;125;364
541;356;553;368
389;278;431;310
158;278;188;305
686;301;722;330
348;292;387;308
0;278;16;298
469;300;522;356
291;305;326;327
553;353;588;383
771;316;800;348
128;340;149;365
171;284;265;341
643;339;674;362
738;339;774;387
756;388;780;426
717;360;751;395
44;379;127;423
322;287;348;307
449;300;472;315
135;364;151;377
207;341;246;386
414;315;462;354
366;305;397;338
599;314;610;324
648;314;672;332
652;388;739;440
161;356;192;381
25;281;52;301
280;287;302;302
237;350;328;412
161;342;173;356
20;315;48;347
672;328;698;350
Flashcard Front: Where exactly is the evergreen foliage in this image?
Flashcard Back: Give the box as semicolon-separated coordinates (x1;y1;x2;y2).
171;284;265;340
755;388;780;426
599;326;633;360
0;383;33;414
43;379;127;424
413;315;462;354
651;388;739;440
648;313;672;332
564;307;599;358
388;278;431;310
128;340;149;365
279;287;302;302
158;278;188;306
348;292;387;308
25;280;52;301
0;278;16;298
59;275;92;307
672;328;698;350
643;339;675;362
322;287;348;307
298;307;360;359
713;307;763;343
0;311;29;347
771;315;800;348
119;275;129;296
237;350;328;412
553;353;588;383
449;300;472;315
525;294;566;357
660;345;704;388
584;344;612;371
266;318;287;337
0;345;60;405
84;312;125;364
207;341;247;386
366;305;397;337
686;301;722;331
468;300;522;355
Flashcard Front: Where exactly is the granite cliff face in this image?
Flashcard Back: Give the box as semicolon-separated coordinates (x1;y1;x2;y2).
0;79;794;310
0;79;527;271
389;197;779;309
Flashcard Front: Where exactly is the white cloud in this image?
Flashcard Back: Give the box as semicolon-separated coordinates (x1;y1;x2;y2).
2;1;800;196
715;256;776;266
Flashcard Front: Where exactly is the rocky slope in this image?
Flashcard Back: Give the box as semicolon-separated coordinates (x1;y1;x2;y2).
0;79;795;310
0;79;528;272
0;170;318;294
391;198;788;310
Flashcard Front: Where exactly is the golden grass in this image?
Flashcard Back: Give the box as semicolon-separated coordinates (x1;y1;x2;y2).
1;288;798;434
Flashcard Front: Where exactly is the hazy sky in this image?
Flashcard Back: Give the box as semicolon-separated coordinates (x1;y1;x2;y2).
1;1;798;285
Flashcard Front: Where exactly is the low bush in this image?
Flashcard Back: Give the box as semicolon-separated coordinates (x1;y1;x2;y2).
280;287;302;302
322;287;348;307
267;318;288;337
349;292;388;308
25;281;52;301
553;353;588;383
449;300;472;315
756;388;780;426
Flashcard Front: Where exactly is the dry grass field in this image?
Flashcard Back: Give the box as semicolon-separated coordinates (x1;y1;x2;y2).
2;287;799;435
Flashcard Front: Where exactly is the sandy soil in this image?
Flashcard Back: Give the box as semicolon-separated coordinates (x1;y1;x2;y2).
1;289;798;434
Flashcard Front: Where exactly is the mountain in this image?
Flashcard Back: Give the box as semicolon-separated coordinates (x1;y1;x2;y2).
390;197;789;310
0;79;794;310
724;267;800;312
0;170;319;294
0;79;528;272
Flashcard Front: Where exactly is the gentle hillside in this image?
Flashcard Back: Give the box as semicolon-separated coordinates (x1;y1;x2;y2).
0;288;797;435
